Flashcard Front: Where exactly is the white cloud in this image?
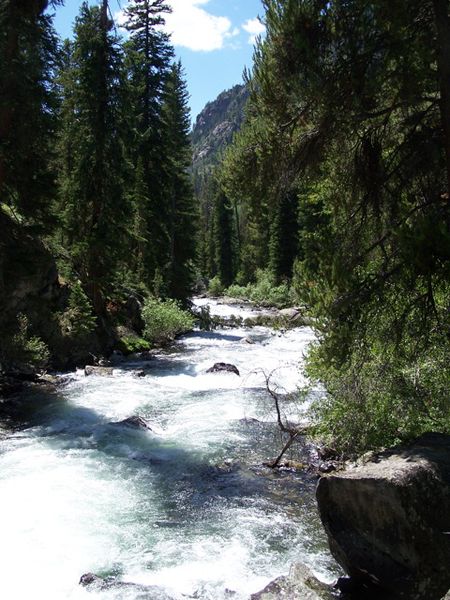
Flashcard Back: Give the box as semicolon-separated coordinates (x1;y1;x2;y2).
242;17;265;45
165;0;238;52
115;1;238;52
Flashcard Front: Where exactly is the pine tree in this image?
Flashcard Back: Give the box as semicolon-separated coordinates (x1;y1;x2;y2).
124;0;174;289
162;62;197;300
0;0;61;229
212;188;235;288
57;1;128;315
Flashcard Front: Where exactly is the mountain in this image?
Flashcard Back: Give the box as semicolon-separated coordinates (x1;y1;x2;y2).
191;83;249;177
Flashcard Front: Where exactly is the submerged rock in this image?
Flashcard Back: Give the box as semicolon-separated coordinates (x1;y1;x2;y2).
206;362;240;376
84;365;114;377
251;562;335;599
79;572;174;598
114;415;152;431
316;432;450;600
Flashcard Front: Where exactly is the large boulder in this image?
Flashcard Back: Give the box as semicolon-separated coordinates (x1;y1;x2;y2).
251;562;335;600
206;362;240;376
316;433;450;600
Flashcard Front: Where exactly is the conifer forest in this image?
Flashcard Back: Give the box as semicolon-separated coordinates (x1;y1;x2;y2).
1;2;450;599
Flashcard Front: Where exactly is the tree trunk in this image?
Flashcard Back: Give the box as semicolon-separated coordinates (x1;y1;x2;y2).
432;0;450;194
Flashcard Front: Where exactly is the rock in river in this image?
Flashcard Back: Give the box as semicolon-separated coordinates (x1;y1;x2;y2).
80;572;174;598
114;415;152;431
316;432;450;600
251;562;335;600
206;362;240;376
84;365;114;377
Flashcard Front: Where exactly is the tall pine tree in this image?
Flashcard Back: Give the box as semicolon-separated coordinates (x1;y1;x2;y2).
57;1;128;315
161;62;197;300
124;0;174;291
0;0;61;228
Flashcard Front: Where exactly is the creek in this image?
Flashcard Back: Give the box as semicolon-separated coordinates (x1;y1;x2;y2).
0;299;338;600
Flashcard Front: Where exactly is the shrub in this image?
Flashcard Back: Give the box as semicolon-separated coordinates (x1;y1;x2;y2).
307;339;450;456
208;275;224;296
116;335;151;355
225;269;293;308
142;297;194;345
59;282;97;339
5;314;50;371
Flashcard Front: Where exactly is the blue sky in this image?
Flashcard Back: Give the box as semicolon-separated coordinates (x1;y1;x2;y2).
51;0;265;122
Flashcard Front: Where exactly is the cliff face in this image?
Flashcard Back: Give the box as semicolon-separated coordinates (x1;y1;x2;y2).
191;83;249;177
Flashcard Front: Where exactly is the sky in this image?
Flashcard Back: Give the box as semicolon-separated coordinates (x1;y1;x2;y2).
51;0;266;122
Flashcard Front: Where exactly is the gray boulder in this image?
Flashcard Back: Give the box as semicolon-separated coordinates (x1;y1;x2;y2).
114;415;152;431
316;433;450;600
206;362;240;376
84;365;113;377
251;562;335;600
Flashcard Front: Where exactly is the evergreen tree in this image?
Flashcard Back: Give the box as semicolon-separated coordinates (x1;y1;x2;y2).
221;0;450;450
212;187;235;288
0;0;61;228
124;0;174;289
57;1;128;315
162;62;197;300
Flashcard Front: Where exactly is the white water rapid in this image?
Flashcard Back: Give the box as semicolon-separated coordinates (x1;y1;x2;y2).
0;299;338;600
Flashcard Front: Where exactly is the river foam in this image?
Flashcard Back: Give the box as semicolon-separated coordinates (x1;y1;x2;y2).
0;299;337;600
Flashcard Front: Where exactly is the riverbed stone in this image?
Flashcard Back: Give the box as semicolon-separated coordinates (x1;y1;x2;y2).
206;362;240;376
316;432;450;600
250;562;336;600
79;572;174;598
115;415;152;430
84;365;114;377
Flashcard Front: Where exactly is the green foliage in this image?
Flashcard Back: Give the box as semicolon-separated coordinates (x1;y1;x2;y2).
218;0;450;452
7;314;50;371
142;297;194;345
207;276;224;297
116;335;151;355
308;339;450;456
59;282;97;339
226;269;292;308
0;0;60;229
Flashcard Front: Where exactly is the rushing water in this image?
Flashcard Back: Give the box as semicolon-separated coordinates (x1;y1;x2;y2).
0;299;338;600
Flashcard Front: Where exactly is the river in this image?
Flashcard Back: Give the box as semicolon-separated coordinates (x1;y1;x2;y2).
0;299;338;600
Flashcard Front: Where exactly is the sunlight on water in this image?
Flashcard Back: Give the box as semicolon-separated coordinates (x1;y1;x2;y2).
0;300;337;600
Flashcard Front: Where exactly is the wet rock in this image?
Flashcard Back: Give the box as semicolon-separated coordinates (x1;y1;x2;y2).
84;365;113;377
318;462;337;474
79;573;103;587
206;362;240;376
279;307;303;320
241;336;254;344
79;572;174;598
316;432;450;600
115;415;152;431
134;369;146;378
251;562;335;599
